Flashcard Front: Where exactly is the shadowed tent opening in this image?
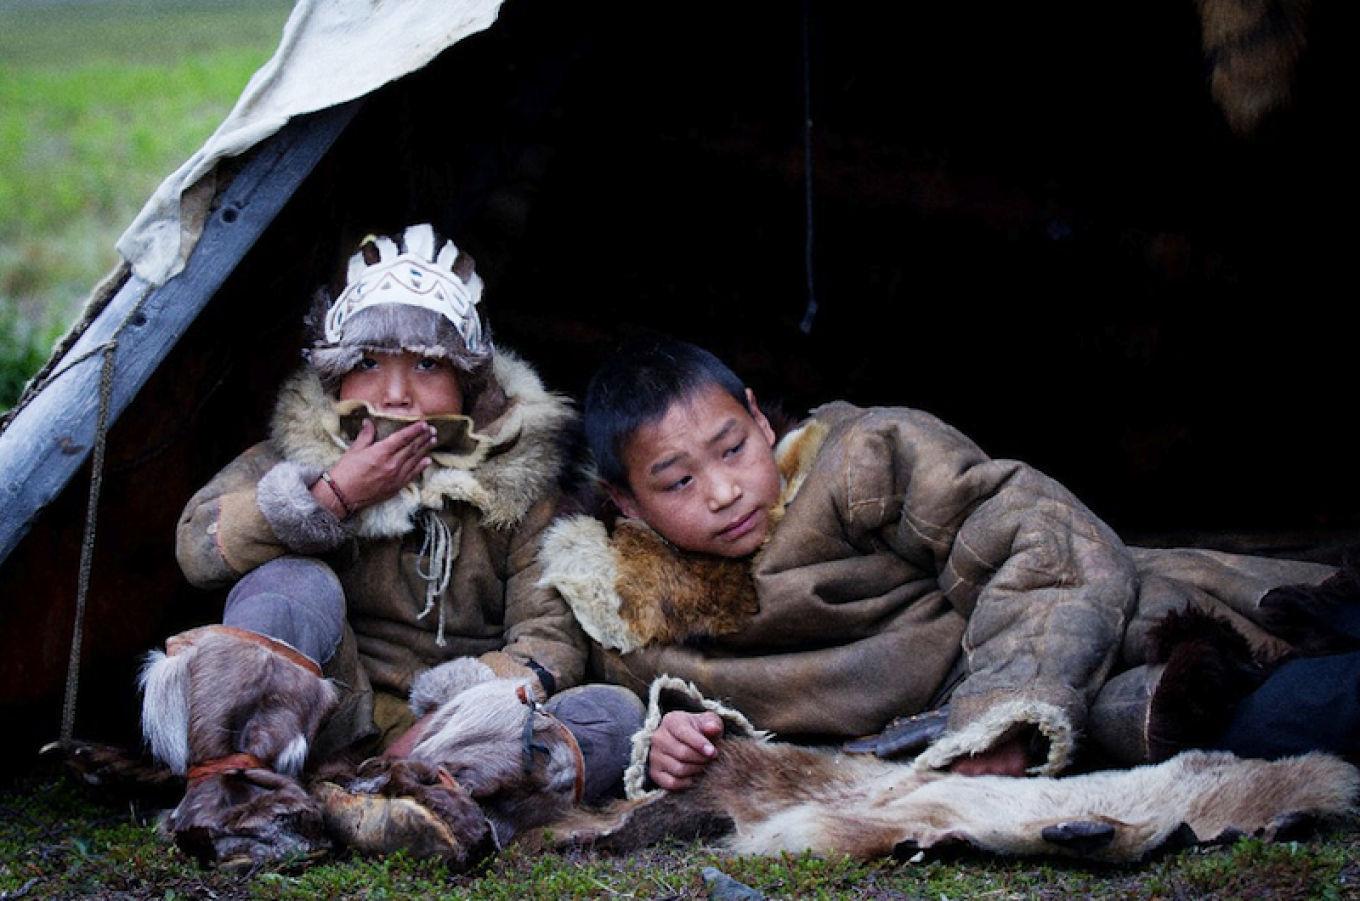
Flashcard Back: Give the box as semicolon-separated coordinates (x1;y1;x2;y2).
0;0;1355;774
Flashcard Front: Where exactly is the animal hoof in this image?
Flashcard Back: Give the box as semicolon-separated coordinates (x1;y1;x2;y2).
169;770;332;869
314;777;495;869
1040;820;1116;855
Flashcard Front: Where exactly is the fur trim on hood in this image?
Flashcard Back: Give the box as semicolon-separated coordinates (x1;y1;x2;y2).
271;349;574;538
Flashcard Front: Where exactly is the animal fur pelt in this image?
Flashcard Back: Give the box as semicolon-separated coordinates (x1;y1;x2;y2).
1256;547;1360;657
315;660;585;856
1195;0;1312;135
538;739;1359;864
138;625;340;867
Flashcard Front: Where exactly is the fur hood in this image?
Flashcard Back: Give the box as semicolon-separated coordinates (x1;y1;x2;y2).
271;349;575;538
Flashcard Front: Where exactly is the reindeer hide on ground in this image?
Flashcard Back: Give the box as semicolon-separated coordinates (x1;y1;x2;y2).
540;739;1359;864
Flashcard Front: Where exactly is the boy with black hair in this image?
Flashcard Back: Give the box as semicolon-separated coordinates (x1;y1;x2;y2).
541;333;1359;796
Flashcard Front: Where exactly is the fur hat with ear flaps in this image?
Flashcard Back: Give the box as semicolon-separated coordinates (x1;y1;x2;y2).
304;224;494;391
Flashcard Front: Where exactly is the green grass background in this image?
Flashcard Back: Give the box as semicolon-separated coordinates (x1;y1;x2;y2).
0;0;293;408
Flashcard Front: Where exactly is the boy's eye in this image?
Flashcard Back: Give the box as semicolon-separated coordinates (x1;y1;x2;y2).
723;439;746;459
664;475;692;493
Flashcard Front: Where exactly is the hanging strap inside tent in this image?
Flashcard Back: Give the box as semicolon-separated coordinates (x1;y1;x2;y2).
35;282;156;746
799;0;819;335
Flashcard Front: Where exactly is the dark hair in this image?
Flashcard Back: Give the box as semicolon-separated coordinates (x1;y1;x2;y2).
584;334;751;490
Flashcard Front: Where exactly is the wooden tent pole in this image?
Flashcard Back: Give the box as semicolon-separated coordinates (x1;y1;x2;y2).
0;101;360;570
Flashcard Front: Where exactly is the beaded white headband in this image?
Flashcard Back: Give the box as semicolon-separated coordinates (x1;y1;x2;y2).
322;225;487;354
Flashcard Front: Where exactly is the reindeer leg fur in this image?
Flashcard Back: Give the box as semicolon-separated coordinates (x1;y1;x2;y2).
139;649;192;776
171;767;331;870
547;739;1360;863
409;678;583;835
138;626;340;868
317;676;584;860
314;760;496;868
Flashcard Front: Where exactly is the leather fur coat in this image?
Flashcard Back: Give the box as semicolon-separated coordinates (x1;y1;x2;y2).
541;401;1337;775
176;350;587;753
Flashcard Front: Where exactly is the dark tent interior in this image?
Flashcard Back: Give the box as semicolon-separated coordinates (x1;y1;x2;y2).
2;0;1353;768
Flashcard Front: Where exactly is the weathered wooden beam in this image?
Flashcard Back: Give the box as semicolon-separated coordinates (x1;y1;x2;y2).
0;101;360;566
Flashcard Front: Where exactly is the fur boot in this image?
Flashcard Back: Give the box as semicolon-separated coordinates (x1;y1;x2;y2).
139;625;339;868
316;659;585;862
540;738;1359;864
1195;0;1312;135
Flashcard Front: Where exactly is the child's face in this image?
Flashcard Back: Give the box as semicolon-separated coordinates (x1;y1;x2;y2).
338;350;464;418
611;384;781;558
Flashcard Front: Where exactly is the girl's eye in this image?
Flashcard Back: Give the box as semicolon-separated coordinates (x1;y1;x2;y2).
356;356;379;371
416;357;442;371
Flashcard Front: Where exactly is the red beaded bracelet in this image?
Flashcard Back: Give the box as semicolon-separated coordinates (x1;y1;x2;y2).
319;471;355;519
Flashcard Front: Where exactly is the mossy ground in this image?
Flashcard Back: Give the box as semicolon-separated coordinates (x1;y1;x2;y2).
4;761;1358;901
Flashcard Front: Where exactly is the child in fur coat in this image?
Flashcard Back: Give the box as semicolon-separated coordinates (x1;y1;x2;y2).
540;333;1360;796
139;225;642;867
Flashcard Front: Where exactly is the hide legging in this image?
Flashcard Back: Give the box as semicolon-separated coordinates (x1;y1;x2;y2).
220;555;644;803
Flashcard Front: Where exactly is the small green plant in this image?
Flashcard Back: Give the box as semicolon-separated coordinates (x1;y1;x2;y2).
0;306;57;410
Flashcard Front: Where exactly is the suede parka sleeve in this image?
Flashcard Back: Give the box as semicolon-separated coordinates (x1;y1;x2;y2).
176;441;351;589
819;404;1138;773
485;493;589;693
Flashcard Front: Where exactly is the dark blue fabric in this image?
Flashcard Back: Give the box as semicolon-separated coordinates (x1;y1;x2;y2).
545;684;645;803
1212;650;1360;761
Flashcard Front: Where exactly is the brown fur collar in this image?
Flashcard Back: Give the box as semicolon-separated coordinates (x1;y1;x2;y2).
540;419;830;653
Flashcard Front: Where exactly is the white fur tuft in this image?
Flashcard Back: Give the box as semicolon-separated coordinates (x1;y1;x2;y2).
275;734;311;777
138;649;191;775
409;657;498;715
538;516;641;653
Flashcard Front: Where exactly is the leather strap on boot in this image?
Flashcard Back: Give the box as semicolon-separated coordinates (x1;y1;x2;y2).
516;683;585;804
167;625;322;677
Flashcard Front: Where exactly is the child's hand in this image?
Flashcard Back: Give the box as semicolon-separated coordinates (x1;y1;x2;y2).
948;734;1030;777
319;419;437;515
648;710;724;791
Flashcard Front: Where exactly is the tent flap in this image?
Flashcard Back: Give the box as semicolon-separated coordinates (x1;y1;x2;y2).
0;101;358;566
116;0;507;288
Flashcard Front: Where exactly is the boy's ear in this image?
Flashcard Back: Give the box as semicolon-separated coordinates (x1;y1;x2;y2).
605;483;642;519
746;388;777;448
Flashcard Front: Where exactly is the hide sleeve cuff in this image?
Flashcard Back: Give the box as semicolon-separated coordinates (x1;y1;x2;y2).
257;462;350;554
623;675;770;801
477;651;546;696
913;696;1075;776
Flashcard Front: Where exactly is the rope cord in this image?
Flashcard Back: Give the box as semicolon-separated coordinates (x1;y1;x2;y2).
415;509;457;647
59;283;154;745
